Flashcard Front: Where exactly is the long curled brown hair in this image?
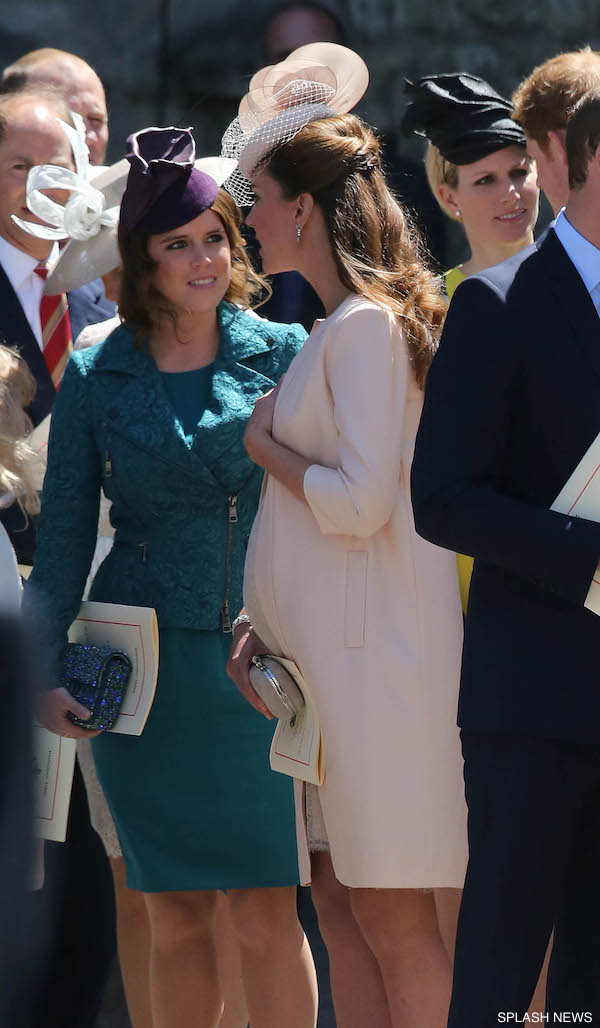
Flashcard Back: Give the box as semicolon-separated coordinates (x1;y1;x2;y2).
118;188;270;342
263;114;446;387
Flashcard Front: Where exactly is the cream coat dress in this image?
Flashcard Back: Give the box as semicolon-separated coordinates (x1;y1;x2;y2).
245;295;468;888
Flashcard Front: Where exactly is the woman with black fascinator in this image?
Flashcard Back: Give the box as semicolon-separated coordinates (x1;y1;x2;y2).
403;73;539;613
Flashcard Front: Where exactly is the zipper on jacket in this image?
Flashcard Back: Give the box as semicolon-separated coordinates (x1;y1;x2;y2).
104;450;112;477
220;494;238;633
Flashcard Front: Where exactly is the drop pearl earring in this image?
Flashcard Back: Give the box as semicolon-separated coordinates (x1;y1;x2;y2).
296;224;302;243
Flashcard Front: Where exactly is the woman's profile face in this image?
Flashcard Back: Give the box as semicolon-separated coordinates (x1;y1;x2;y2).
439;145;539;250
246;169;299;276
147;208;232;314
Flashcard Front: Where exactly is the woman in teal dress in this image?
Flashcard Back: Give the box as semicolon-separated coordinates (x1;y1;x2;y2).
26;128;317;1028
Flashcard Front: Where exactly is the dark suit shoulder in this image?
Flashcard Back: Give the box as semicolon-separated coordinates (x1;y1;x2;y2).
67;279;116;341
457;240;539;303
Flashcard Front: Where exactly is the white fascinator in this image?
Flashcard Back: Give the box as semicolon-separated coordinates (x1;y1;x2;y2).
221;42;369;206
12;112;121;245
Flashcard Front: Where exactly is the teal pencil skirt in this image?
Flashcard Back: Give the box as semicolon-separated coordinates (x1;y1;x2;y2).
91;629;300;892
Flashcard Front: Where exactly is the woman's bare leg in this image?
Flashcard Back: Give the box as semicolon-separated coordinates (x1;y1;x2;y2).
215;890;249;1028
144;889;221;1028
350;887;452;1028
228;884;317;1028
434;885;552;1014
434;888;462;963
311;852;392;1027
109;857;153;1028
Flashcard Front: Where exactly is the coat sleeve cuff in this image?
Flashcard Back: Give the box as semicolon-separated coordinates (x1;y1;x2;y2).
303;463;347;535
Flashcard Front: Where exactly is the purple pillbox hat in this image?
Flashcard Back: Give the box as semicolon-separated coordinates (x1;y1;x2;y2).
120;126;219;236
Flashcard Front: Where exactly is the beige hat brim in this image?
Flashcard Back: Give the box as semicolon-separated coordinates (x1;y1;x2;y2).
44;159;129;295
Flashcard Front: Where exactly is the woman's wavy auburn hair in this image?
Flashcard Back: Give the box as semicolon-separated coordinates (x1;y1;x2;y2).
0;345;39;515
118;188;270;342
263;114;446;388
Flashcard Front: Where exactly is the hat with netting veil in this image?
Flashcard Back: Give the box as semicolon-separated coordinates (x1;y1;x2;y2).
221;42;369;205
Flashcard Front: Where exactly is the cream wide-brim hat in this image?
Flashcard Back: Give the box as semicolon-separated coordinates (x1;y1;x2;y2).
45;156;237;295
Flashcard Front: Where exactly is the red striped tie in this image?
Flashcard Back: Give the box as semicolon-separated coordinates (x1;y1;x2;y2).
34;264;73;390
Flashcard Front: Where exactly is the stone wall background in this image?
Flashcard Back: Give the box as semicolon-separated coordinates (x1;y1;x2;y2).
2;0;600;166
2;0;600;266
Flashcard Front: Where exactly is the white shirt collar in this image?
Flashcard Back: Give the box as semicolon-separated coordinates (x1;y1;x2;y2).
553;208;600;295
0;235;42;294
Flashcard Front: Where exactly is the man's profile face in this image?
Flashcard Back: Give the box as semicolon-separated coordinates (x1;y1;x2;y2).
265;6;340;63
26;61;108;164
525;132;569;217
0;99;75;259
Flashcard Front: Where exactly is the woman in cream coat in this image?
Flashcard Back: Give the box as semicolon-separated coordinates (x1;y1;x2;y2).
227;98;468;1026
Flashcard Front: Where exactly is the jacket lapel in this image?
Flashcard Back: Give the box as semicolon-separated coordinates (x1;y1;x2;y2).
537;229;600;389
93;324;222;488
0;265;55;425
188;304;280;489
92;307;279;494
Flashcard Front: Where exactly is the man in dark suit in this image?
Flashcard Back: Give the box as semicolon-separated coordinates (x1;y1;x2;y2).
0;88;77;564
1;48;114;396
0;84;113;562
411;89;600;1023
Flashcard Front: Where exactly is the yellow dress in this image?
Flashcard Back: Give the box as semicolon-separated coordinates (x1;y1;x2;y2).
445;267;473;614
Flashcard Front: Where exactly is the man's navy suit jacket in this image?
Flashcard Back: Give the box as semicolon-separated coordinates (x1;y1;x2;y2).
0;264;114;562
411;228;600;743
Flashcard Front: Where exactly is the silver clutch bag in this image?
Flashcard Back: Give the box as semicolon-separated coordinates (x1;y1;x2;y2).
249;655;305;721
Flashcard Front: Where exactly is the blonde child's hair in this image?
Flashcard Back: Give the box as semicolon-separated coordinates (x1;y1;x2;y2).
0;345;40;515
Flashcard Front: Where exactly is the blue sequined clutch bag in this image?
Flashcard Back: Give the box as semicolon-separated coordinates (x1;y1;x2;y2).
61;643;132;731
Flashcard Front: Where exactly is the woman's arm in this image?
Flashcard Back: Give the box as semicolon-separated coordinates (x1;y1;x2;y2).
244;387;311;503
245;305;407;537
411;276;600;606
226;615;274;719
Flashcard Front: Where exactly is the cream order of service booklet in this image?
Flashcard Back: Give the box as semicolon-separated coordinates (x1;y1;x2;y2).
68;601;159;736
268;658;325;787
551;430;600;615
33;726;76;842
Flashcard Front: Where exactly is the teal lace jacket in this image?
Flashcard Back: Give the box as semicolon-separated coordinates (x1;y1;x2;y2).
24;302;306;684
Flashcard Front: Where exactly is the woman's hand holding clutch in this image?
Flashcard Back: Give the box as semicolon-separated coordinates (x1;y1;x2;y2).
226;621;274;720
37;686;101;739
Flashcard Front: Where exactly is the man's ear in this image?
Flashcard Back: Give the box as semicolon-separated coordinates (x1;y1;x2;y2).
294;192;314;229
548;129;568;166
